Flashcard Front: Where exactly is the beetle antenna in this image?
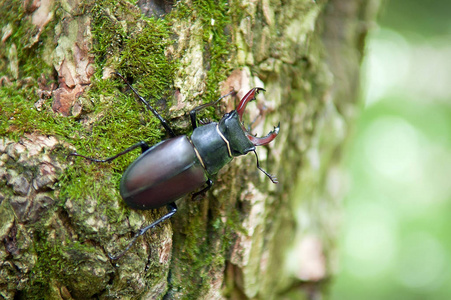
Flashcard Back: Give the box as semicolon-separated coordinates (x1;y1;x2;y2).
252;150;278;184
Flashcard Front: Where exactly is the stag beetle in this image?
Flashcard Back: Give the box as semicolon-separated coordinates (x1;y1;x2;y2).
72;73;279;259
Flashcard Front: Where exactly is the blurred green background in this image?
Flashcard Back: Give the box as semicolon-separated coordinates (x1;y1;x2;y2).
330;0;451;299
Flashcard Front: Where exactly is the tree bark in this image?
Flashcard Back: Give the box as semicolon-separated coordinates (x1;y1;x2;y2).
0;0;381;299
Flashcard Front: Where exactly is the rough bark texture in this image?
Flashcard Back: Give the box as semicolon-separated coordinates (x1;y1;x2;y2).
0;0;380;299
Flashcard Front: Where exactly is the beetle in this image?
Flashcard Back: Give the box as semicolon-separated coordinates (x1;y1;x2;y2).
72;72;279;259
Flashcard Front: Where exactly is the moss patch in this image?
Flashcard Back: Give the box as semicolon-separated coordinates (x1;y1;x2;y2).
171;0;234;104
26;232;112;299
0;2;56;80
1;0;238;297
58;0;179;207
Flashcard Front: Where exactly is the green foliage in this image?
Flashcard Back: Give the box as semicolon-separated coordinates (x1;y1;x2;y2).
331;2;451;298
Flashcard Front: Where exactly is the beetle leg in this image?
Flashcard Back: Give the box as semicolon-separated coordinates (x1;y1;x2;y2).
70;141;150;162
252;150;278;184
192;179;213;200
114;72;176;137
108;202;177;260
189;89;236;130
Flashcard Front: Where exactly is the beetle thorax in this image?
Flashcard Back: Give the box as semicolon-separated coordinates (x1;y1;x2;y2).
190;111;255;176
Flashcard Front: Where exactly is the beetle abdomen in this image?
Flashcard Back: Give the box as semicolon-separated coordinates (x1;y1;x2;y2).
120;136;207;209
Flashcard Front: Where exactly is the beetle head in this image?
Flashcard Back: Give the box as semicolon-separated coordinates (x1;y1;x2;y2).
220;88;279;184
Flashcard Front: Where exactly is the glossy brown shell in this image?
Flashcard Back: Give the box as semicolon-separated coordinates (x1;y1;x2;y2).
120;136;207;209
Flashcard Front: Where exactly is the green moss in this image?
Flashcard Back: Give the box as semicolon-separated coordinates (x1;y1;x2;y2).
0;85;78;140
168;198;243;297
2;0;238;297
1;1;179;296
1;0;234;203
117;20;176;99
91;0;176;99
26;232;108;299
192;0;233;101
0;1;62;139
63;0;235;208
0;2;57;79
57;0;178;207
170;0;234;107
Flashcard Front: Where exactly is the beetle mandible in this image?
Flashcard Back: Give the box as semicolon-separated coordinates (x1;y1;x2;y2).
72;72;280;259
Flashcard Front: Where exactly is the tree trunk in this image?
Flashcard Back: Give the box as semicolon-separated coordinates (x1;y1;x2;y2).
0;0;380;299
